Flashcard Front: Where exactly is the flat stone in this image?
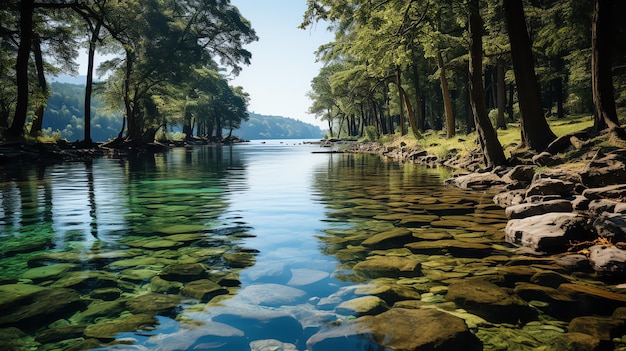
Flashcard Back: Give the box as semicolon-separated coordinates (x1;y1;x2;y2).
505;199;573;220
147;322;246;351
405;240;493;258
352;256;421;278
447;172;507;190
445;279;537;324
0;287;84;329
335;296;388;316
182;279;228;302
559;283;626;316
250;339;298;351
72;299;126;323
526;178;576;197
580;153;626;187
354;283;421;305
84;313;159;341
35;325;86;343
223;252;256;268
51;270;118;290
159;263;208;282
514;282;576;319
20;263;77;282
125;293;182;315
505;213;593;253
361;227;414;249
593;213;626;241
90;287;122;301
547;333;601;351
150;276;183;294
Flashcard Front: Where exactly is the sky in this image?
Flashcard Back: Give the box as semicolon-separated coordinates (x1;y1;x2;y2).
228;1;333;128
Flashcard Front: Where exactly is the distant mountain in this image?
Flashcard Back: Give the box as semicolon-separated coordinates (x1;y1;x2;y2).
49;74;90;85
235;113;323;140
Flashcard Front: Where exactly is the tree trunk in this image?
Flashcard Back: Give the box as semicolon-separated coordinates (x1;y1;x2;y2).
496;57;507;129
7;0;35;138
83;20;102;145
436;51;455;138
396;67;407;135
503;0;556;151
400;86;419;137
469;0;507;168
553;56;564;119
29;34;47;138
591;0;622;132
410;49;425;131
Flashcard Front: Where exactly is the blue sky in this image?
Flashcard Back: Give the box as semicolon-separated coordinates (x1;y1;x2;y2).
229;1;333;128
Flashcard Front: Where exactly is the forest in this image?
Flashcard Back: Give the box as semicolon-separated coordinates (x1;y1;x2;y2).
0;0;257;146
301;0;626;167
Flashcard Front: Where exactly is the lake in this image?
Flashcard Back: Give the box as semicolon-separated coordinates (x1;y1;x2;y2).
0;140;622;351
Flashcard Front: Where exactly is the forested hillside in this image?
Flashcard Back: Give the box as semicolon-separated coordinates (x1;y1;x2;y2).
43;82;321;142
236;113;323;140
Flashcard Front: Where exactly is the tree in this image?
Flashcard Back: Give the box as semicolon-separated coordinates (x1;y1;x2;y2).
591;0;623;134
503;0;556;151
468;0;506;167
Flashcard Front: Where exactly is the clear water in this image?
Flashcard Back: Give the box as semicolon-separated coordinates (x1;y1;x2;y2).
2;140;605;351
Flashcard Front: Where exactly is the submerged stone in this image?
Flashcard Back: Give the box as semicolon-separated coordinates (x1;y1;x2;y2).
568;316;626;342
335;296;388;317
20;263;76;282
287;268;329;287
352;256;421;278
148;322;246;351
236;283;307;306
125;293;182;316
0;287;83;330
84;313;159;341
182;279;228;302
223;252;256;268
361;228;414;249
159;263;209;282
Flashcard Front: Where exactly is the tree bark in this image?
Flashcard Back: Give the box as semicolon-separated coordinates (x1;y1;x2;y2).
503;0;556;151
591;0;621;132
7;0;35;138
496;57;507;129
396;67;407;135
84;20;102;145
469;0;507;168
436;50;455;138
29;34;47;138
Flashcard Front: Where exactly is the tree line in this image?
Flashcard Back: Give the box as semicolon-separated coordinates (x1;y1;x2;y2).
301;0;626;167
0;0;258;146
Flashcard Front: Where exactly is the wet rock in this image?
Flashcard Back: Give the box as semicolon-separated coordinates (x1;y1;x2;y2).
1;235;53;257
354;282;421;305
35;325;86;343
182;279;228;302
397;214;441;227
593;213;626;241
547;332;601;351
72;299;126;323
250;339;298;351
502;165;535;183
529;271;571;289
493;189;525;208
211;304;304;345
360;308;482;351
158;224;206;234
580;151;626;187
90;287;122;300
568;316;626;342
446;172;507;190
123;237;184;250
558;283;626;316
588;199;619;214
223;252;256;268
0;327;28;351
150;276;184;294
554;254;592;270
583;184;626;200
405;240;493;258
84;313;159;341
120;268;160;282
588;245;626;274
335;296;388;317
52;271;118;290
445;279;537;324
236;283;307;306
505;199;573;220
0;287;83;329
125;293;182;316
525;178;577;197
287;268;329;287
352;256;421;278
361;228;414;249
159;263;209;282
20;263;77;282
514;282;576;319
505;213;592;253
306;322;376;351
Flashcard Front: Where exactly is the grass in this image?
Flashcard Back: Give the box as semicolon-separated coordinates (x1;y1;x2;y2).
374;114;597;162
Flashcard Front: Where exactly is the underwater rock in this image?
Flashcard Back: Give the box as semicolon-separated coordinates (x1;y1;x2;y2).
547;332;601;351
250;339;298;351
20;263;77;282
149;322;246;351
354;282;421;305
83;313;159;341
125;293;182;316
159;263;209;282
406;239;493;258
35;325;86;344
529;271;571;289
514;282;576;320
352;256;421;278
236;283;307;306
223;252;256;268
361;227;414;249
51;270;119;290
182;279;228;302
505;212;592;253
90;287;122;301
73;299;126;323
335;296;388;317
568;316;626;342
558;283;626;316
356;308;482;351
287;268;329;287
211;304;304;345
445;279;537;324
0;327;28;351
150;276;183;294
0;287;83;329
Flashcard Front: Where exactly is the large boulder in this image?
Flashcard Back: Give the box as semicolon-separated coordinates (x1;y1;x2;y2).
579;151;626;187
307;308;482;351
505;199;573;219
588;245;626;274
505;213;593;253
445;279;537;324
